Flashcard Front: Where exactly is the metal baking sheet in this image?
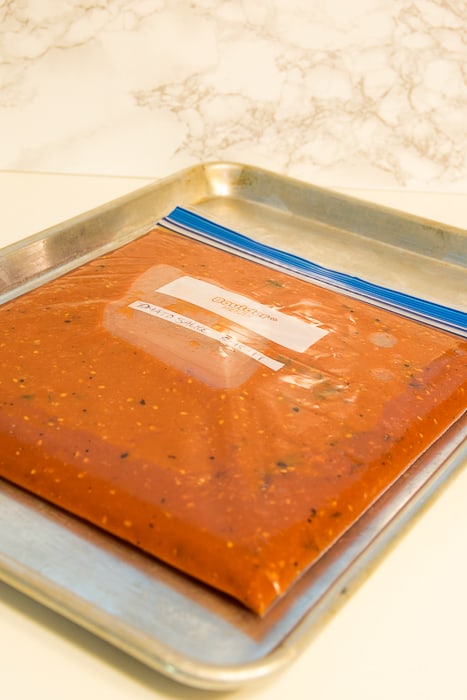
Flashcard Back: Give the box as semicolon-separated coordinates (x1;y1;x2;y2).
1;162;466;690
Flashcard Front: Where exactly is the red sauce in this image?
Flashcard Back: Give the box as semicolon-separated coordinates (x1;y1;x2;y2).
1;225;466;614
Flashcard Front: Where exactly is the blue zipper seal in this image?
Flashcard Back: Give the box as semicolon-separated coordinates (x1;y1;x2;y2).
161;206;467;338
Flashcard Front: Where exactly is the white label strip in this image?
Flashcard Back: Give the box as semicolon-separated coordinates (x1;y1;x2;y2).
156;276;327;352
129;301;284;371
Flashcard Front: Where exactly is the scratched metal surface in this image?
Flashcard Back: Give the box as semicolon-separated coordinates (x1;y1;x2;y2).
0;163;466;689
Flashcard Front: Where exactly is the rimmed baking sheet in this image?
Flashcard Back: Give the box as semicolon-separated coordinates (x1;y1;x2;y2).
0;162;466;689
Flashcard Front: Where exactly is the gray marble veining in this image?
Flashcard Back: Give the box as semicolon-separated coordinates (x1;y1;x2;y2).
1;0;466;190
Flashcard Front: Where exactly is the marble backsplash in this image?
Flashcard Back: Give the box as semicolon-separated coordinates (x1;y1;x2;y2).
1;0;466;191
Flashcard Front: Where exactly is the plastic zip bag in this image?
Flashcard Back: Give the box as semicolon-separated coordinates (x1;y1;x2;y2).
1;208;466;614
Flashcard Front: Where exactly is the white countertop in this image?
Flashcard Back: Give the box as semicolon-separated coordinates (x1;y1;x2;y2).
1;0;467;192
1;171;466;700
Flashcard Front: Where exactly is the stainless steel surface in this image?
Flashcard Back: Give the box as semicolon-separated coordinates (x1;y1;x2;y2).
0;162;466;689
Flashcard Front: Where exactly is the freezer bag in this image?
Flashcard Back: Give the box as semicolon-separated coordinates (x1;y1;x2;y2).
1;208;466;615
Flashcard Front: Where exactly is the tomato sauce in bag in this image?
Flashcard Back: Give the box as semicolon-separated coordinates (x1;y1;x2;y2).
1;221;465;614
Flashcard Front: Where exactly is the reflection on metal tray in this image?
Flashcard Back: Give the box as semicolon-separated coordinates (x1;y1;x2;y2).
0;163;466;690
